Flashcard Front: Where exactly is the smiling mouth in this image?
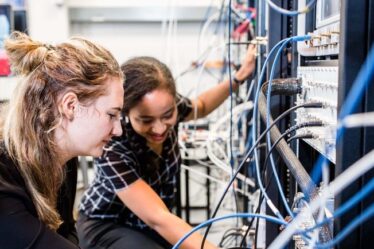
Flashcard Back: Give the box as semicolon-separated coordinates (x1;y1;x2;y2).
149;132;167;141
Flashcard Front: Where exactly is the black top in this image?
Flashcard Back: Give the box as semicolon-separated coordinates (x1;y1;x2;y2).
0;144;79;249
79;94;192;231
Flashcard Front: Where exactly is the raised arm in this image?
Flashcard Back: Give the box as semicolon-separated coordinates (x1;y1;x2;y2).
117;179;218;249
184;45;256;121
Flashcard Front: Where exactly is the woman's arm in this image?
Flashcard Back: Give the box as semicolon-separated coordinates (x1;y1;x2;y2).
117;179;218;249
184;45;256;121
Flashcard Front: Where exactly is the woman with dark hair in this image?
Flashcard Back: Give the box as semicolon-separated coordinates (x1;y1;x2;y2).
0;31;124;249
78;46;256;249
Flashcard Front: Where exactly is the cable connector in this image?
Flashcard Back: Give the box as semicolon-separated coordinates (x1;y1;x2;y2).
291;35;312;42
303;102;324;109
300;120;325;128
250;36;268;45
287;131;319;143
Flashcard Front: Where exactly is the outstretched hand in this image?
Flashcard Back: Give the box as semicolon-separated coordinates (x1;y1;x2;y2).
234;44;257;82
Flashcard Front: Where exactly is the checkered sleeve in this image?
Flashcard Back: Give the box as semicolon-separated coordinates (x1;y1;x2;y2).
176;93;193;123
95;138;140;191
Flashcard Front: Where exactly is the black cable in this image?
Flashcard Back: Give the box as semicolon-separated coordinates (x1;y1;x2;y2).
237;144;268;248
239;132;315;248
258;85;319;197
240;154;282;248
258;92;333;243
227;0;241;236
287;133;314;144
241;132;319;248
259;80;332;243
231;6;246;22
246;180;265;249
229;41;253;45
240;145;306;248
263;122;323;177
200;102;323;248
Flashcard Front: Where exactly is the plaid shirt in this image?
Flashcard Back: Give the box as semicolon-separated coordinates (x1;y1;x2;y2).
79;94;192;230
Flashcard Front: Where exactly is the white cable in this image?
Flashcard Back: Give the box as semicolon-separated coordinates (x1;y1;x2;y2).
210;101;254;130
181;164;220;188
206;143;255;188
268;149;374;249
180;164;252;198
341;112;374;128
206;101;255;187
193;42;226;114
244;78;256;102
172;4;180;75
189;42;226;142
160;0;172;58
198;11;221;56
195;159;215;168
165;0;176;66
179;141;253;188
207;102;251;160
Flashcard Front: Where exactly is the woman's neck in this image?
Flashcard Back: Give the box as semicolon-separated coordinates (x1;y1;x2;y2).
54;127;74;167
147;142;163;156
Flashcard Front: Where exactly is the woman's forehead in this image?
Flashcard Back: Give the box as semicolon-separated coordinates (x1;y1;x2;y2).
132;89;175;116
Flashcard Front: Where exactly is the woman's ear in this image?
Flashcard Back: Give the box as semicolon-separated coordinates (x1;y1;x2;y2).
60;92;79;121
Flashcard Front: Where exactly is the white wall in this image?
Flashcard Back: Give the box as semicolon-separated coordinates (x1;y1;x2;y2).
24;0;227;108
27;0;69;43
3;1;228;108
70;21;220;97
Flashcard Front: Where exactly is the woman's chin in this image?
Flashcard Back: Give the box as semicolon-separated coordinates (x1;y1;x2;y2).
88;147;104;158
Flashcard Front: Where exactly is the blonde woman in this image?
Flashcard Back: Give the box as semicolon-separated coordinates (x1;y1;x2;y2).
0;31;124;249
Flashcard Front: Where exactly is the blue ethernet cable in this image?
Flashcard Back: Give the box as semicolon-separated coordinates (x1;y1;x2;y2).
200;48;285;247
267;36;374;248
265;35;312;218
200;35;314;249
250;35;311;219
250;37;289;220
302;175;374;235
265;37;294;217
314;202;374;249
172;213;286;249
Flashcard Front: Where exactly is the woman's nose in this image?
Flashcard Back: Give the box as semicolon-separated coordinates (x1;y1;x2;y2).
112;119;123;136
151;120;167;134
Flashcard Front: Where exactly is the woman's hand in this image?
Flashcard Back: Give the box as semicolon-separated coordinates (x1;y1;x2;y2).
234;44;257;82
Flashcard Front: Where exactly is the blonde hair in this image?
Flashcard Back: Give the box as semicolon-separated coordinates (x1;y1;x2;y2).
1;31;123;230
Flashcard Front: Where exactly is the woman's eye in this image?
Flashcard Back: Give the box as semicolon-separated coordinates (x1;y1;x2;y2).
141;120;153;124
163;112;174;120
108;114;116;120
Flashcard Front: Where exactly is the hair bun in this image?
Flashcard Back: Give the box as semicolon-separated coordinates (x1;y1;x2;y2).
4;31;51;75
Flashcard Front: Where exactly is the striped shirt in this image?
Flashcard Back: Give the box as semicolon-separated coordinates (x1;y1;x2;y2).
79;94;192;230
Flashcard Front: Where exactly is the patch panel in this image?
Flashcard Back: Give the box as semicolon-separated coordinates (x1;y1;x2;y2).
296;66;338;163
299;22;340;56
